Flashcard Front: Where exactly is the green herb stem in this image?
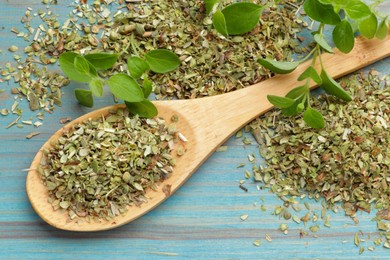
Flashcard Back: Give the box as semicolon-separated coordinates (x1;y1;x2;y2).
318;47;325;70
304;43;320;109
302;92;310;108
300;47;317;63
318;23;325;35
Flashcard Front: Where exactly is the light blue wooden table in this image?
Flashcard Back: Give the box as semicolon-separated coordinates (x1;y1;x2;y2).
0;1;389;259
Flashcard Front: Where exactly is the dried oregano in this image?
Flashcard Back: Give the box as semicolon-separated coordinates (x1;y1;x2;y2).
247;71;390;251
250;70;389;229
129;0;302;99
39;109;185;222
1;0;302;125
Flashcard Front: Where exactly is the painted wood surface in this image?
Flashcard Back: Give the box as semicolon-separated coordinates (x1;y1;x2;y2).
0;1;389;259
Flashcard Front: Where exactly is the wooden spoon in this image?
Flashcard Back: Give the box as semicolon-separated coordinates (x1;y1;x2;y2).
27;35;390;231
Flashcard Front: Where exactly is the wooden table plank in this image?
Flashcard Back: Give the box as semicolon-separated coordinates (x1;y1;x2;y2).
0;1;389;259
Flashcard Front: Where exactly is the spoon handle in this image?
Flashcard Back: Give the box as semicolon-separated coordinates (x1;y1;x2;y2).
180;34;390;145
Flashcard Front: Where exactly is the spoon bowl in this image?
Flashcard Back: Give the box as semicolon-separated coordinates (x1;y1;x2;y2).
26;35;390;231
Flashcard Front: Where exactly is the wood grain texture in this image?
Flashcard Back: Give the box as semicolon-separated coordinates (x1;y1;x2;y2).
1;0;390;258
27;35;390;231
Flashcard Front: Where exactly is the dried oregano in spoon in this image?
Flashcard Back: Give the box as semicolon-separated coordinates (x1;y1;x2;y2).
38;109;184;222
250;71;389;225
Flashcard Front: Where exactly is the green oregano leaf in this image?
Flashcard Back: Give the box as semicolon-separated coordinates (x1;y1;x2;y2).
75;89;93;107
267;95;296;108
358;14;378;39
320;69;352;101
204;0;219;15
257;58;300;74
319;0;345;8
89;78;104;97
59;52;93;82
108;74;144;102
376;17;388;40
303;0;341;25
286;85;309;99
212;10;228;36
142;77;153;98
74;56;91;75
344;0;371;20
84;53;119;70
127;56;149;79
314;34;334;53
298;66;322;84
125;99;158;118
333;20;354;53
221;2;264;35
303;107;325;129
145;49;181;74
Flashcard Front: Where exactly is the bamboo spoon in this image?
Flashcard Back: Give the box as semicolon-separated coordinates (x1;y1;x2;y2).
27;35;390;231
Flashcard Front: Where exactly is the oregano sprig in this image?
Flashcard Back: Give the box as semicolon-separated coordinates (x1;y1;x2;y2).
59;49;180;118
258;0;389;129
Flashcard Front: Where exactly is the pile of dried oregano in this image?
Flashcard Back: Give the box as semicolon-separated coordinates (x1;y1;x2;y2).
39;109;182;221
249;71;390;251
0;0;302;127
